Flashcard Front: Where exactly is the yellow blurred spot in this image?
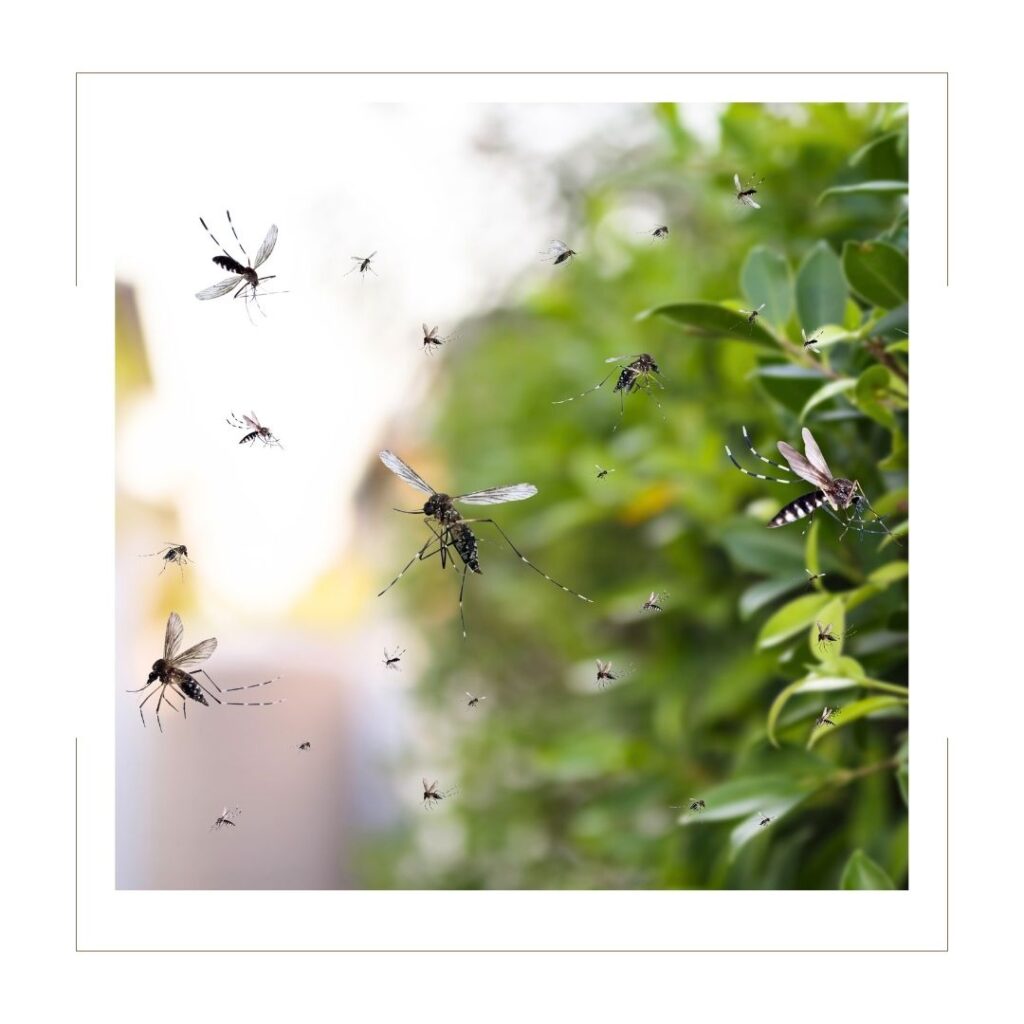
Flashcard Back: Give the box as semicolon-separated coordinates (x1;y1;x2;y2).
618;483;677;525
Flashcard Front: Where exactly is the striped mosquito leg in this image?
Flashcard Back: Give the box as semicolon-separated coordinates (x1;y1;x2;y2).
553;371;615;405
222;677;283;708
767;491;826;528
199;216;234;261
459;563;470;638
725;444;792;484
742;426;793;474
225;210;248;259
190;668;223;705
378;536;444;597
136;683;161;727
465;518;594;604
823;504;896;540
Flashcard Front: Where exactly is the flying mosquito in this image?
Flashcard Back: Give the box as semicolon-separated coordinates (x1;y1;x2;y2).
422;778;457;808
128;611;282;732
377;449;592;636
196;212;280;322
465;692;487;708
421;324;448;354
642;591;666;612
553;353;664;428
210;806;241;831
756;811;774;827
649;225;670;241
805;569;827;584
227;412;283;448
802;328;824;348
734;173;764;208
733;303;766;333
298;741;311;751
383;646;406;671
141;543;190;579
815;621;854;653
815;706;840;727
595;465;615;479
346;252;378;277
596;659;633;689
725;425;898;540
541;240;577;265
671;798;706;813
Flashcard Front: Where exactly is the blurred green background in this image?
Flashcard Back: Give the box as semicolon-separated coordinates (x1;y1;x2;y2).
360;102;909;890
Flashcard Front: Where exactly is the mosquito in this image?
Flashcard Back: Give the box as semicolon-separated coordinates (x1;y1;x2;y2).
553;353;664;428
671;798;706;814
383;646;406;671
756;811;774;828
210;806;241;831
815;706;840;727
541;240;577;265
595;465;615;479
805;569;827;584
377;450;592;637
421;324;448;354
725;425;898;540
346;252;378;277
734;173;764;209
815;621;854;653
649;225;670;241
641;591;666;612
141;543;190;579
596;659;632;689
227;412;283;449
802;328;824;348
127;611;282;732
465;692;487;708
196;212;280;323
298;741;311;751
732;303;766;333
422;778;457;808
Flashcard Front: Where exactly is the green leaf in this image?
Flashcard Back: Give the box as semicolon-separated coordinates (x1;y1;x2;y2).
796;241;847;332
842;240;908;308
807;695;908;748
867;561;909;588
896;764;909;806
639;302;777;345
804;518;821;577
739;576;805;620
853;365;899;430
740;246;793;330
819;180;908;203
766;671;861;747
840;849;896;889
800;377;857;422
757;592;833;650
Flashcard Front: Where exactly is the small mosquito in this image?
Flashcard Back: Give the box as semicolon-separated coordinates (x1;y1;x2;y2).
756;811;774;828
734;173;764;209
227;412;283;448
298;741;311;751
422;324;448;354
595;659;632;689
196;212;280;323
671;798;706;813
541;240;577;266
346;252;378;277
815;706;840;727
141;544;190;579
210;806;241;831
802;328;824;348
805;569;827;584
383;646;406;671
642;591;666;612
465;692;487;708
554;353;664;428
422;778;457;808
377;450;592;636
128;611;282;732
595;465;616;479
725;425;898;540
649;225;670;241
815;621;854;653
733;303;766;333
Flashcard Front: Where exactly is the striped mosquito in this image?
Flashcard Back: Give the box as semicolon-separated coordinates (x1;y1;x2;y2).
196;212;280;323
734;173;764;209
815;621;854;653
641;591;666;612
465;692;487;708
595;465;616;480
422;778;457;808
554;353;664;428
421;324;448;354
210;806;241;831
227;412;283;449
141;543;190;579
815;705;840;727
346;252;377;277
802;328;824;349
377;450;592;637
756;811;774;827
383;646;405;671
725;426;897;540
541;240;577;266
127;612;282;732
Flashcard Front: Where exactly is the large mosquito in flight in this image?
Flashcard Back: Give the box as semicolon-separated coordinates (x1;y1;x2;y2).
128;612;281;732
377;450;592;636
553;353;664;428
725;426;898;541
195;211;280;322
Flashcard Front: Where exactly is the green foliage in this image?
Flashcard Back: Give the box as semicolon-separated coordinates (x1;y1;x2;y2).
367;102;908;890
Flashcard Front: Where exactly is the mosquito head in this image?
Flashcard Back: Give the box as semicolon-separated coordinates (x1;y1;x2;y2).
149;660;166;682
830;478;858;509
423;493;454;519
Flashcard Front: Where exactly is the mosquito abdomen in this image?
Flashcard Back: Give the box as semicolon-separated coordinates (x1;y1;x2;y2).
768;490;826;528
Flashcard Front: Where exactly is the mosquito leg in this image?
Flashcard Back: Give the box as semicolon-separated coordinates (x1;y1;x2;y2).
463;519;593;604
225;210;248;260
136;684;161;727
741;426;793;473
552;370;615;406
199;216;234;261
189;669;223;705
378;536;442;597
458;564;469;638
724;444;792;484
222;676;284;708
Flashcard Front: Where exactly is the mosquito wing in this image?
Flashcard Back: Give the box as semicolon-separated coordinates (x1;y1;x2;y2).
777;440;832;488
196;276;242;300
243;413;262;429
734;173;742;192
455;483;538;505
742;196;761;209
379;450;436;496
605;353;642;364
172;636;218;669
164;612;184;660
800;428;834;481
252;224;278;269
